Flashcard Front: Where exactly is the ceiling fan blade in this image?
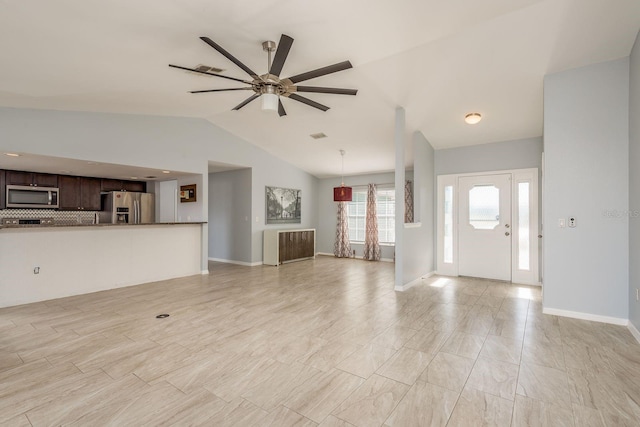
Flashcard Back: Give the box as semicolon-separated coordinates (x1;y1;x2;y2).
288;93;329;112
295;86;358;96
168;64;251;84
269;34;294;77
232;94;260;111
278;99;287;117
200;37;260;80
286;61;353;84
190;88;253;94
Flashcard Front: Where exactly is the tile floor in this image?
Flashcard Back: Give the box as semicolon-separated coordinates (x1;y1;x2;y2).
1;256;640;426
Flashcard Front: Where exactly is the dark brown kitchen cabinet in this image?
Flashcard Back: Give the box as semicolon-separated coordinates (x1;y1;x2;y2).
6;170;58;187
101;178;146;193
58;176;101;211
0;170;5;209
122;180;146;193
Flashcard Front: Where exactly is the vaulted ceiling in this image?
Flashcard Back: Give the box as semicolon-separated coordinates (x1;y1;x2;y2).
1;0;639;177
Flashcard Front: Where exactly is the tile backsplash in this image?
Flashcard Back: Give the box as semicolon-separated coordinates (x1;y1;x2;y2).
0;209;100;225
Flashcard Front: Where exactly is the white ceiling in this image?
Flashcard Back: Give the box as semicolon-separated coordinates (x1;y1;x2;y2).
0;0;638;178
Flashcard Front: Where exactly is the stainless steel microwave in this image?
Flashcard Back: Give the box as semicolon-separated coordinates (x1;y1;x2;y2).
6;185;59;209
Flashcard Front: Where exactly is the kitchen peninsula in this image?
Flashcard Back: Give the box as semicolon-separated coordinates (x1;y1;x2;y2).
0;222;206;308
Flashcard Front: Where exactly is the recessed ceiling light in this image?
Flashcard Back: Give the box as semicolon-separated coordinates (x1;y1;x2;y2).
130;176;138;180
4;153;20;157
60;170;72;174
87;161;100;165
464;113;482;125
162;170;171;174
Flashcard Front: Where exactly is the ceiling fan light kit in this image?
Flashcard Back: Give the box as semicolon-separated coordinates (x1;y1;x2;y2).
170;34;357;116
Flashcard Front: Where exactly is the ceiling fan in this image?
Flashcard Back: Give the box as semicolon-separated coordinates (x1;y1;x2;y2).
169;34;358;117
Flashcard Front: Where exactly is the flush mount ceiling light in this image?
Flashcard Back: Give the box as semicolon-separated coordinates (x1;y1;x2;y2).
465;112;482;125
4;153;20;157
169;34;357;117
333;149;352;202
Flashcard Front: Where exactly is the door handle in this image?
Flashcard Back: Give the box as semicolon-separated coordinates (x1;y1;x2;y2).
505;232;510;236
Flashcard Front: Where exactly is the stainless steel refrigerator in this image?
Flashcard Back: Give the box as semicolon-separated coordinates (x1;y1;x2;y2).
99;192;155;224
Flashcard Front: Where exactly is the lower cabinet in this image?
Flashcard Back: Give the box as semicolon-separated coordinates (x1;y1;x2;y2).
264;229;316;266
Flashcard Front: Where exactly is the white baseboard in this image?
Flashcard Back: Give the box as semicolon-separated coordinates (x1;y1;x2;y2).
629;322;640;344
208;258;261;267
542;307;628;326
395;271;435;292
316;252;394;263
200;270;210;275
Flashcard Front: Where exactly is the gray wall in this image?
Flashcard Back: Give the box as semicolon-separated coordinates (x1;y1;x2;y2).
402;132;435;284
317;171;398;260
435;137;542;176
209;169;252;263
0;107;319;266
630;32;640;330
543;57;630;320
253;160;319;263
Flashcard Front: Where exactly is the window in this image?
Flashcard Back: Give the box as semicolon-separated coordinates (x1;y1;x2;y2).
468;185;500;230
347;186;395;244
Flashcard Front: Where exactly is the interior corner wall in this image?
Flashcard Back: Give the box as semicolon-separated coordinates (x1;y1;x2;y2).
543;57;630;321
251;165;319;264
629;30;640;331
316;171;398;260
209;169;252;264
402;132;435;285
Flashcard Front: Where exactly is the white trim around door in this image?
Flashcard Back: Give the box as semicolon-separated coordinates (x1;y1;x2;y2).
436;168;539;286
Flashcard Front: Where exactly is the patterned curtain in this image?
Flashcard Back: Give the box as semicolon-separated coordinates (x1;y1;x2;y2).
363;184;381;261
334;201;352;258
405;180;414;223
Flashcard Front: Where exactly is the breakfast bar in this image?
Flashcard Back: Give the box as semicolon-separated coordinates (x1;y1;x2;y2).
0;222;205;307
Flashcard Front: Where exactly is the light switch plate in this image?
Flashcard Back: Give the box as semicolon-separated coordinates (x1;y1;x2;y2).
558;219;566;228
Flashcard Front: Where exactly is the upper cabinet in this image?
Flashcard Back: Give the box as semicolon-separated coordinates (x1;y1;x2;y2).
6;170;58;187
59;176;101;211
101;178;146;193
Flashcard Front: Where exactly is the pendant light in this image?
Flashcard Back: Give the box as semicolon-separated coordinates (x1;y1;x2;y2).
333;149;352;202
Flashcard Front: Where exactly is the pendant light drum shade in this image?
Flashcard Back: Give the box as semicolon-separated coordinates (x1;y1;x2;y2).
333;149;352;201
333;185;352;202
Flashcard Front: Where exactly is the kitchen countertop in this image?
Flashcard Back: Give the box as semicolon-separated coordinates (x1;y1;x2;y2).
0;222;207;230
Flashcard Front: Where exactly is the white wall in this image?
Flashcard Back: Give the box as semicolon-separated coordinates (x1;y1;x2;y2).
0;224;202;307
630;31;640;331
543;57;630;321
316;171;399;260
209;169;252;264
0;107;319;266
401;131;435;287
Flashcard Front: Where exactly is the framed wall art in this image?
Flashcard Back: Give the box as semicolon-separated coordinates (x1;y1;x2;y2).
180;184;197;203
265;186;301;224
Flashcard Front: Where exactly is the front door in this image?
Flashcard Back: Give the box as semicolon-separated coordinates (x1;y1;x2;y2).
458;174;512;281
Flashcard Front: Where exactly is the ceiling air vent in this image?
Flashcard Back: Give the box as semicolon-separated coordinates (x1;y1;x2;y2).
310;132;328;140
191;64;224;74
